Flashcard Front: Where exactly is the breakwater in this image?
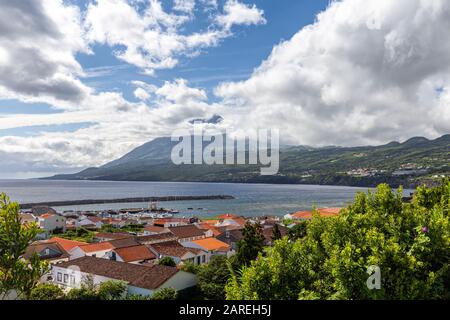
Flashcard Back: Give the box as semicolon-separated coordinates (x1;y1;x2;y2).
19;195;235;209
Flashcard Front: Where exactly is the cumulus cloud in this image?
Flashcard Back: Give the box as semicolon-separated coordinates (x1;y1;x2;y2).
216;0;450;146
155;79;207;103
134;87;151;101
173;0;196;14
84;0;263;75
0;79;219;176
216;0;266;29
0;0;91;108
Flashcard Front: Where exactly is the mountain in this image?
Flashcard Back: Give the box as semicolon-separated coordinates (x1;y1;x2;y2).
45;134;450;188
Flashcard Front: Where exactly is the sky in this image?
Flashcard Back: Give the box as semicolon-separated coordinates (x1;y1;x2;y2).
0;0;450;178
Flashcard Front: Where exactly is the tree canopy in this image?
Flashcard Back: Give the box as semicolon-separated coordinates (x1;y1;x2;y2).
235;222;265;266
197;255;231;300
0;193;48;299
226;182;450;300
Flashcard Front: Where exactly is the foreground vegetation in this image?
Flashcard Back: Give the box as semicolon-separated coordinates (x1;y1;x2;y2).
1;180;449;300
226;182;450;299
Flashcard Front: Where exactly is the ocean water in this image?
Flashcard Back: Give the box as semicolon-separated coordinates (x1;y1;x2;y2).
0;179;412;217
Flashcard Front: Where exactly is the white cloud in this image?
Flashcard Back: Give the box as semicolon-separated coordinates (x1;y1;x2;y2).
215;0;450;146
173;0;196;14
155;79;207;103
216;0;266;30
84;0;259;75
134;87;151;101
0;0;91;108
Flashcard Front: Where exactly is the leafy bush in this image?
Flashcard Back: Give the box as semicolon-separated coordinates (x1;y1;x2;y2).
158;256;176;267
66;287;100;300
151;287;178;300
197;255;231;300
29;283;65;300
98;280;127;300
0;193;48;299
226;182;450;300
179;261;200;274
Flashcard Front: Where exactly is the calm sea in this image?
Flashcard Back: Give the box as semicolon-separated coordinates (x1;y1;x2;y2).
0;179;412;217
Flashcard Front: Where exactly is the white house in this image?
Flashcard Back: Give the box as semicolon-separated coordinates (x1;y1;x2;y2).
75;216;104;229
68;242;114;260
182;237;234;258
168;225;209;243
51;256;197;297
148;241;209;265
37;213;66;233
107;245;157;264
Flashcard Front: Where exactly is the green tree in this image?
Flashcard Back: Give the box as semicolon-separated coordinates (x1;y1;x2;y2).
288;220;309;240
66;275;99;300
66;287;99;300
98;280;127;300
180;261;200;274
158;256;177;267
29;283;65;300
271;224;282;242
151;287;178;300
197;255;231;299
235;222;265;266
0;193;49;299
226;182;450;300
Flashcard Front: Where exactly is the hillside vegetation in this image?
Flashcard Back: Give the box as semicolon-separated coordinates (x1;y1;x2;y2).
46;135;450;188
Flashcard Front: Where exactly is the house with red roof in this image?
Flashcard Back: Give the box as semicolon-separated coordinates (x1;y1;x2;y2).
148;241;208;265
75;216;104;229
48;237;87;252
111;245;157;264
37;213;66;234
51;256;197;297
142;225;169;235
284;207;342;220
182;237;233;257
153;218;189;228
69;242;115;260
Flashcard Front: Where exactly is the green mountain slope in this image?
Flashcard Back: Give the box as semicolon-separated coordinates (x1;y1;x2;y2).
45;134;450;188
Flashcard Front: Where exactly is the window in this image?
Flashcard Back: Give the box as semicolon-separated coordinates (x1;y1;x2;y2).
202;255;206;263
70;275;75;285
57;272;62;282
63;274;68;283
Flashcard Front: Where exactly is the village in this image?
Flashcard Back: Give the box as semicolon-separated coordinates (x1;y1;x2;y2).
19;201;341;298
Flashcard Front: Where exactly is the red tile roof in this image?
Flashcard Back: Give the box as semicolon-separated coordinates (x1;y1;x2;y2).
150;241;202;258
143;225;167;233
191;238;230;252
291;207;342;219
168;225;205;239
48;237;87;251
78;242;115;253
218;213;238;219
153;218;188;225
196;223;222;236
57;256;178;290
114;245;156;262
40;213;54;219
